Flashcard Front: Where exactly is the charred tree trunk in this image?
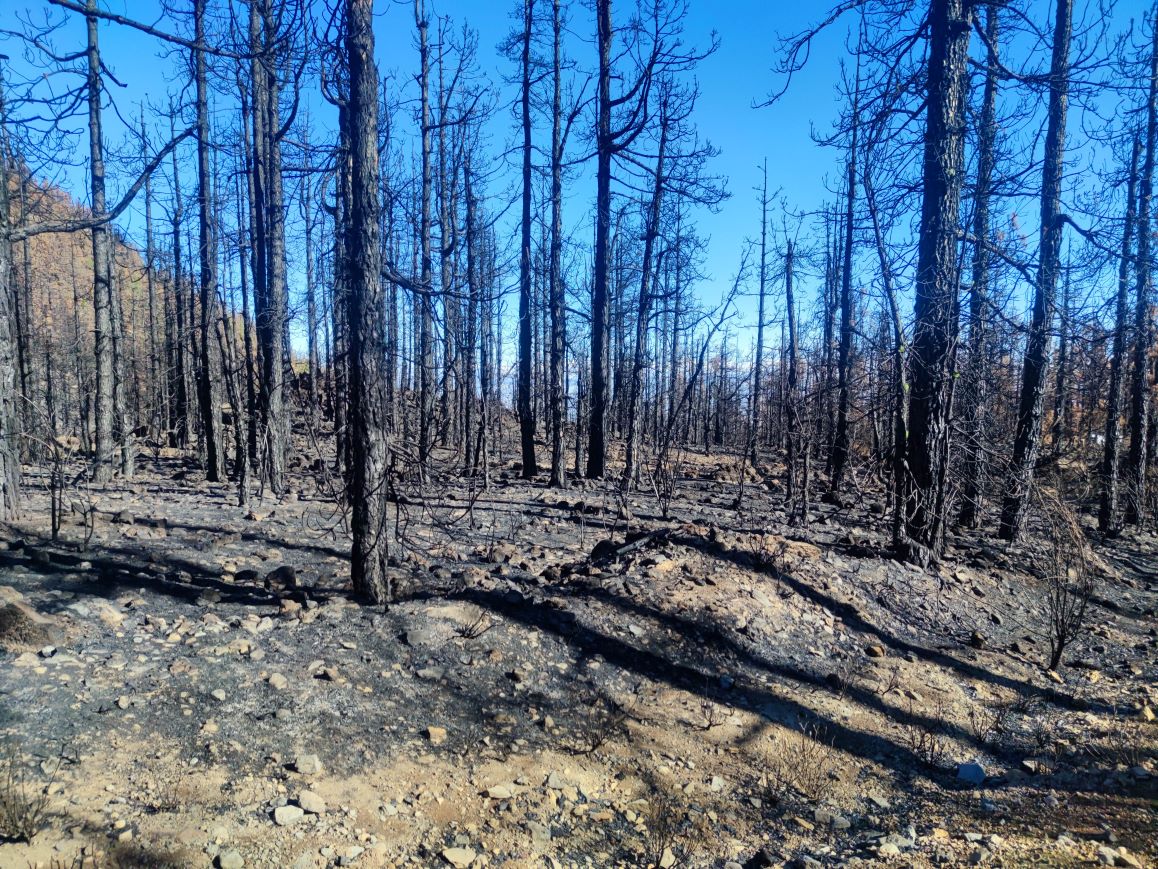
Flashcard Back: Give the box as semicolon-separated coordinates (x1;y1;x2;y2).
750;162;768;466
902;0;972;563
416;0;435;471
548;0;567;487
829;79;859;498
999;0;1073;540
86;0;117;483
194;0;222;482
346;0;390;603
587;0;612;479
517;0;539;478
784;239;800;513
0;83;18;520
170;113;190;448
958;5;1000;529
622;102;668;492
1126;18;1158;527
1100;138;1141;534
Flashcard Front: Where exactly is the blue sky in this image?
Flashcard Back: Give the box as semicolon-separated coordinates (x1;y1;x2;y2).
6;0;1151;361
5;0;854;328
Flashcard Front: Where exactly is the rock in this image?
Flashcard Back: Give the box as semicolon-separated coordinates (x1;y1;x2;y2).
1139;705;1155;723
526;820;551;848
0;603;57;648
293;754;323;776
298;789;326;814
265;565;299;589
485;785;513;799
969;630;985;649
405;627;444;647
659;848;676;869
1098;846;1120;866
866;794;891;810
217;851;244;869
865;644;886;658
957;761;986;785
273;804;305;826
426;726;448;746
441;847;476;868
878;843;901;858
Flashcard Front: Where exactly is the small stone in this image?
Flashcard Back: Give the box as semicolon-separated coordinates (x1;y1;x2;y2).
878;843;901;858
1097;846;1120;866
957;761;986;785
658;847;676;868
211;689;228;702
273;804;304;826
293;754;323;776
264;565;299;588
298;789;326;814
217;851;244;869
441;847;476;868
485;785;513;799
38;645;56;658
267;673;289;691
865;644;886;658
1139;705;1155;723
426;726;448;746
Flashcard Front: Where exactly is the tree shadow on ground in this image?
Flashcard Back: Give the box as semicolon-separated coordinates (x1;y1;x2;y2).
665;529;1120;715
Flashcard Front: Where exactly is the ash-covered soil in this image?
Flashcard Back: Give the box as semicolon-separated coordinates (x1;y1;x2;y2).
0;449;1154;868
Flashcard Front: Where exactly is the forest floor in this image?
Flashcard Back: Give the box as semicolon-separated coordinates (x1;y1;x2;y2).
0;442;1154;869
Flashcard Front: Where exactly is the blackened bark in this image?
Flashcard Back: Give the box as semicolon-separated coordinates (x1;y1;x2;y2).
587;0;612;479
622;100;667;492
1000;0;1072;541
750;161;768;466
784;239;800;512
1126;18;1158;526
169;113;190;447
0;88;18;520
346;0;390;603
959;5;1000;529
518;0;539;478
416;0;435;471
194;0;222;482
1099;138;1141;534
829;80;858;497
903;0;972;563
548;0;566;487
86;0;116;484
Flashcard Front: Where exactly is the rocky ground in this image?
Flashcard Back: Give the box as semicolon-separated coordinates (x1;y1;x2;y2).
0;446;1154;868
